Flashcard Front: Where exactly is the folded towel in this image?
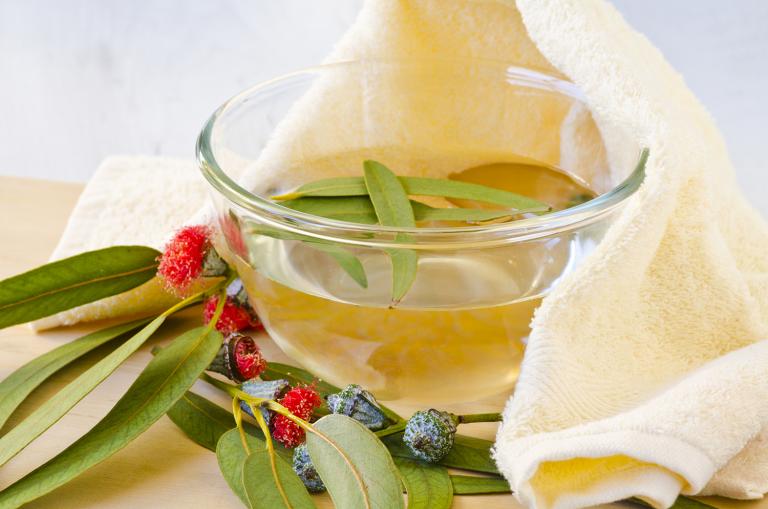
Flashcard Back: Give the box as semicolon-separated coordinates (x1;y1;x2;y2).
30;156;206;330
34;1;768;507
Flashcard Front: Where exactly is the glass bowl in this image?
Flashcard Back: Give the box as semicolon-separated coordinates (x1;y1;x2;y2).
197;59;645;403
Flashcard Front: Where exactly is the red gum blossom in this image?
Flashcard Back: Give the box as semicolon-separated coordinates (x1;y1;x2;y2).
157;225;212;294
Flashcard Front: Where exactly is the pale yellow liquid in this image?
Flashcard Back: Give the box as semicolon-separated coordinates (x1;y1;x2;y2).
236;161;593;402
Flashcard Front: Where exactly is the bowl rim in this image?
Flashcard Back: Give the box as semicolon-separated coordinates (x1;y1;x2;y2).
196;58;646;248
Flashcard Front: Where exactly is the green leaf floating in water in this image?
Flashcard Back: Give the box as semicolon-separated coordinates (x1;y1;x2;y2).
273;174;550;212
450;475;511;495
394;457;453;509
246;224;368;289
0;317;152;432
0;325;223;508
216;429;314;509
363;160;418;305
307;414;405;509
0;245;160;330
279;196;537;225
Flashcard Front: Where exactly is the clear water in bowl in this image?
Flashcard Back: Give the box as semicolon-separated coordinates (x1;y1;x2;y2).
230;158;597;402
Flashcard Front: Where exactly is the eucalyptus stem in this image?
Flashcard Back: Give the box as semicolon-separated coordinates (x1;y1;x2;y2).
454;413;502;424
249;402;292;508
375;421;407;438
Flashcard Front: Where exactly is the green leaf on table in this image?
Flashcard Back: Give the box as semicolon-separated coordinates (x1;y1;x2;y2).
246;225;367;289
0;317;152;432
167;391;238;452
363;160;418;304
394;457;453;509
307;414;404;509
0;313;171;467
243;448;317;509
0;245;160;329
166;390;285;458
450;475;511;495
216;428;311;508
382;433;498;475
217;428;258;505
273;173;550;212
0;325;222;508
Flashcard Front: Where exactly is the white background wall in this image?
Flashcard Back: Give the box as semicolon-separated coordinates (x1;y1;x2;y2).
0;1;765;214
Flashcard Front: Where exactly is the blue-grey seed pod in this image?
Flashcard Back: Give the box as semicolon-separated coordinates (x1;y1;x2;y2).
292;444;326;493
326;384;391;431
239;379;289;425
403;409;457;463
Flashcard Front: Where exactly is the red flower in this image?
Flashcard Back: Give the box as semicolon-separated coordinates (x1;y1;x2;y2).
280;386;322;420
157;225;227;295
208;333;267;382
232;335;267;380
203;295;262;334
272;415;306;448
271;385;322;448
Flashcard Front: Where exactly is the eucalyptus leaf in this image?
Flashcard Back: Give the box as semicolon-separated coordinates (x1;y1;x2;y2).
0;245;160;329
273;173;550;212
394;457;453;509
0;317;152;432
0;325;223;508
246;225;367;288
279;197;378;225
167;390;287;459
363;161;417;229
382;433;498;474
0;313;171;467
167;391;238;452
363;160;418;304
243;448;317;509
217;428;257;505
279;196;528;225
450;475;511;495
307;414;404;509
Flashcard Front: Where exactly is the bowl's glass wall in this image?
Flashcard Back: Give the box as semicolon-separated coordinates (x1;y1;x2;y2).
199;61;630;402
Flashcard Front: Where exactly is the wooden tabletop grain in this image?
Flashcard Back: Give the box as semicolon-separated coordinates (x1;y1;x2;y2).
0;176;763;509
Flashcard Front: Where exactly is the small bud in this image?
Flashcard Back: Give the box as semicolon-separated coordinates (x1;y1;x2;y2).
203;280;262;334
208;334;267;382
292;444;326;493
327;384;391;431
239;379;289;425
157;225;227;294
403;409;457;463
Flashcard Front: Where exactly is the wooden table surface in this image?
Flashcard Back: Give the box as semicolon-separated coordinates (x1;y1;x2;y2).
0;176;763;509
